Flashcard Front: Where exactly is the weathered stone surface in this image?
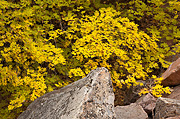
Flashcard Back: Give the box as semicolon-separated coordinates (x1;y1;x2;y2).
166;115;180;119
162;57;180;86
114;103;148;119
18;67;116;119
155;97;180;119
136;93;156;114
166;85;180;100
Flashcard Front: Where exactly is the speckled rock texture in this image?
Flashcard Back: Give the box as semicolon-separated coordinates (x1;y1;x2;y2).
18;67;116;119
155;97;180;119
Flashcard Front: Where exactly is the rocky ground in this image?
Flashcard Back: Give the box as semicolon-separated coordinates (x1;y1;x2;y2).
17;57;180;119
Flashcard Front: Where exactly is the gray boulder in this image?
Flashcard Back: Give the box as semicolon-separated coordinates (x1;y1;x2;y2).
18;67;116;119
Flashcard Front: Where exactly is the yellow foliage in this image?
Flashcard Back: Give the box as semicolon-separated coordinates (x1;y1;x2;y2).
0;0;176;118
0;0;66;116
139;76;171;97
55;81;71;88
65;7;167;90
69;68;86;80
139;88;150;96
117;0;180;63
111;71;122;88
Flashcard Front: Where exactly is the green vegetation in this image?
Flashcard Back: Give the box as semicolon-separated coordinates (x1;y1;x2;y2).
0;0;179;118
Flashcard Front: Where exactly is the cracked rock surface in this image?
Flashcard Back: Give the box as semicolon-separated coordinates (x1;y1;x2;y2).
18;67;116;119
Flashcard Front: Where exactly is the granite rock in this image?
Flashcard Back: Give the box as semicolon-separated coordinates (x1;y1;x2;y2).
18;67;116;119
155;97;180;119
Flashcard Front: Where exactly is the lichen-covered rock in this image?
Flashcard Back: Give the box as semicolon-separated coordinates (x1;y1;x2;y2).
18;67;116;119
